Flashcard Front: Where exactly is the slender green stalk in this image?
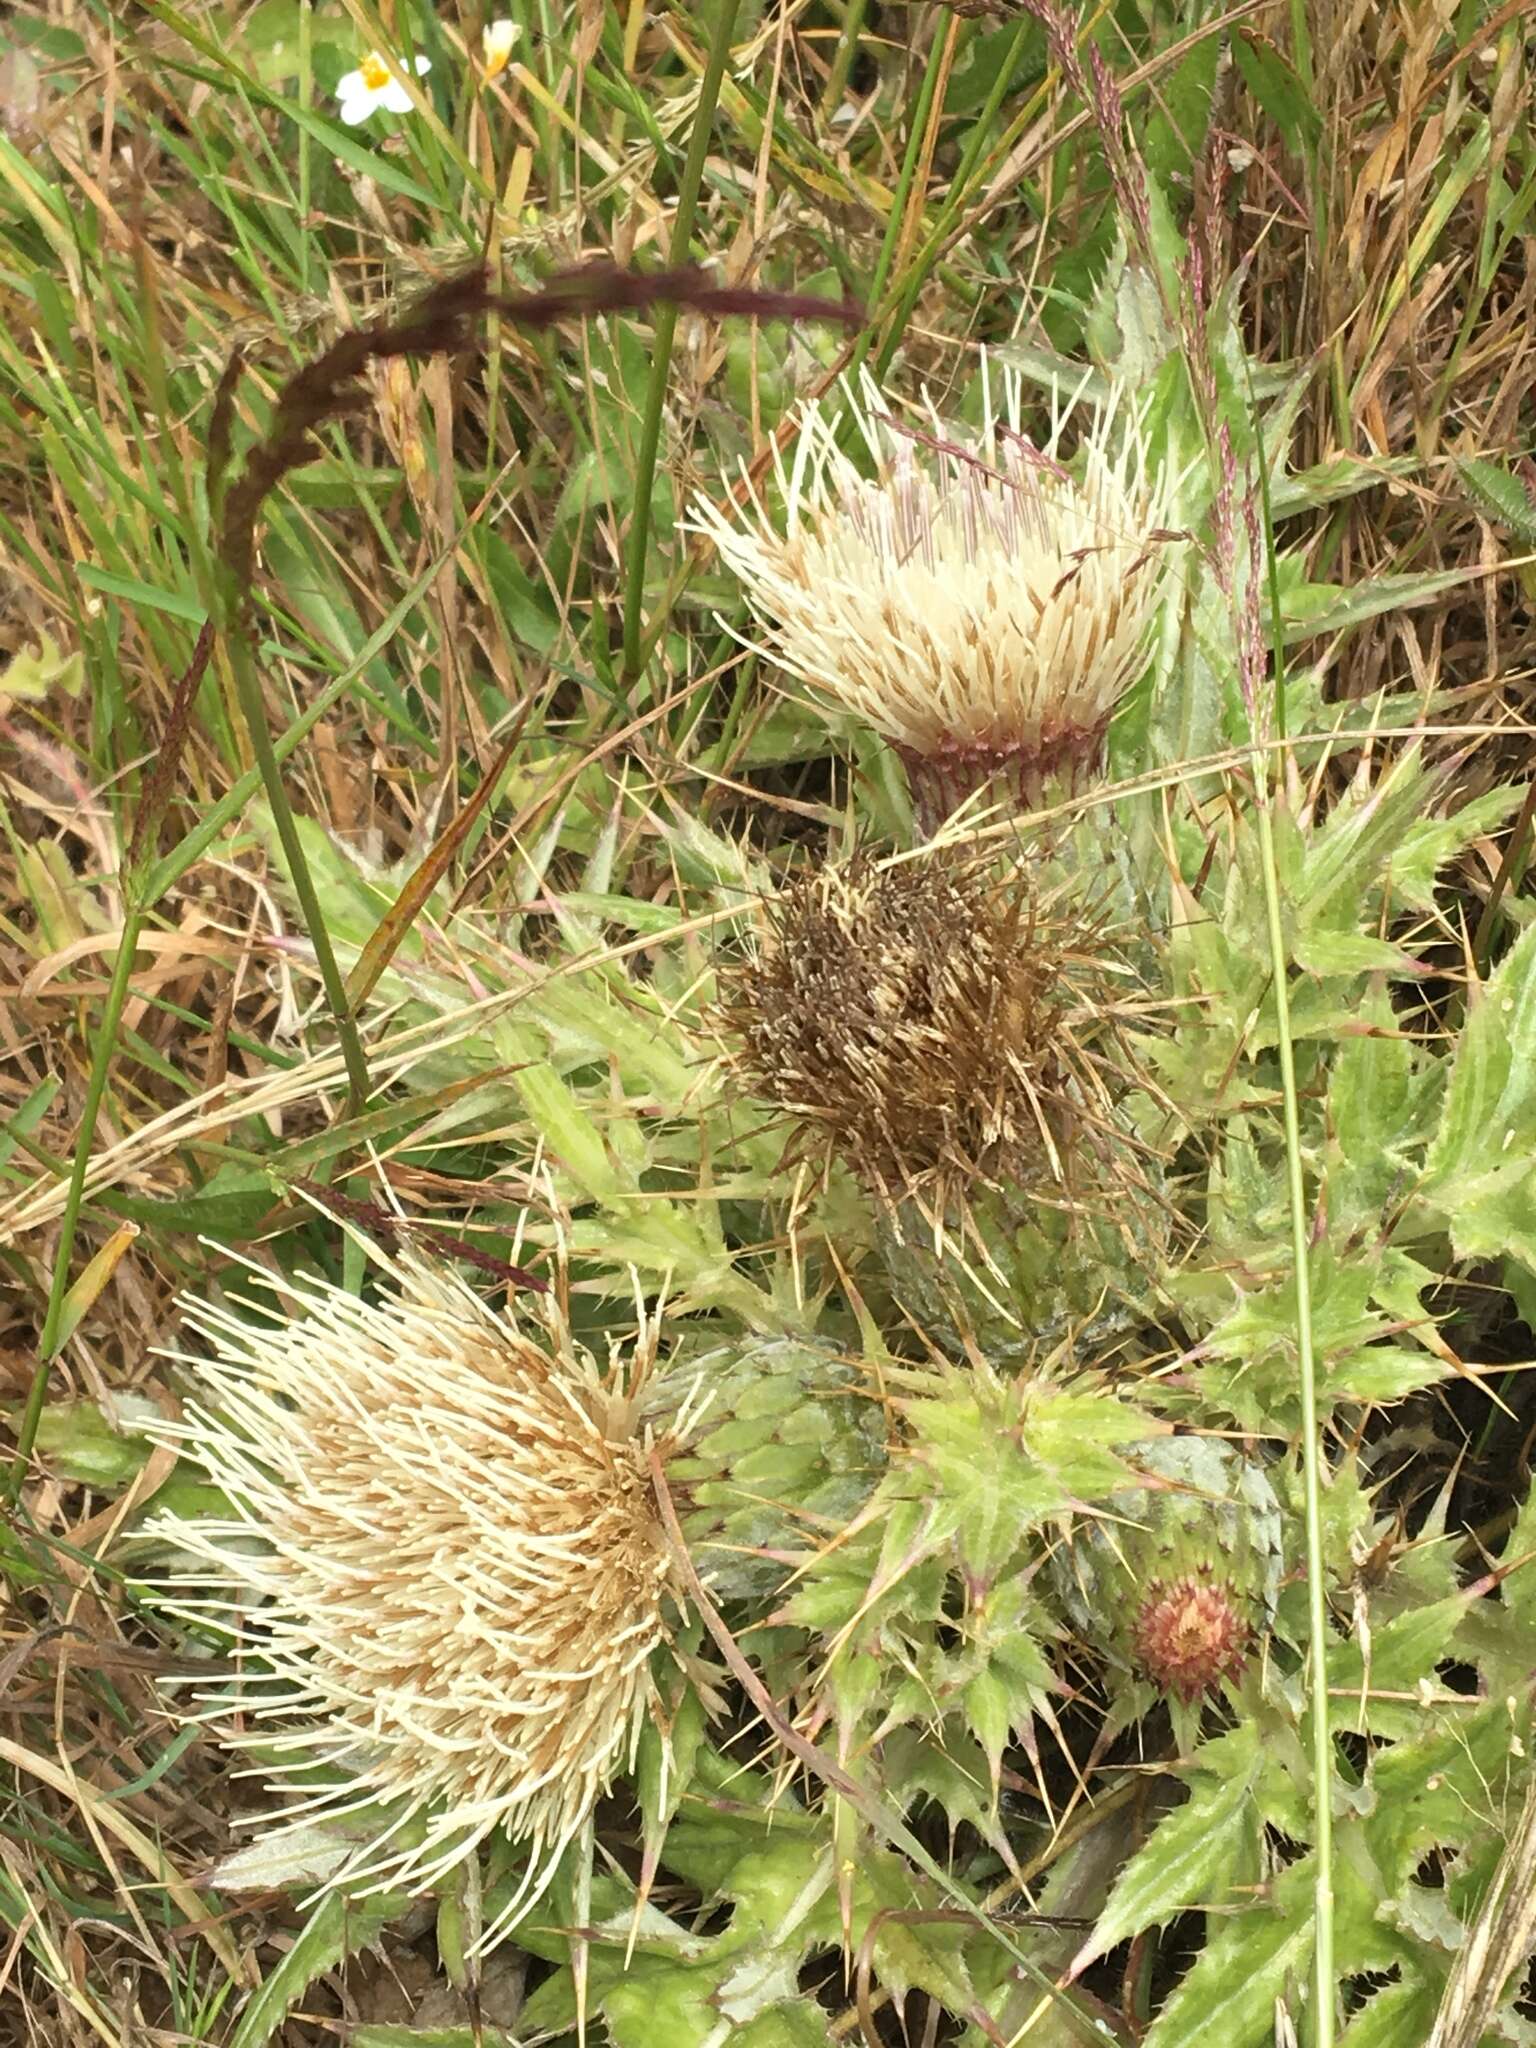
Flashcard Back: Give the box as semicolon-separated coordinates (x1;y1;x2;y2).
7;904;149;1501
1250;786;1334;2047
818;0;867;122
226;628;371;1116
10;612;219;1498
1248;402;1333;2048
298;0;312;296
843;21;960;391
145;584;446;903
620;0;745;690
3;608;383;1435
873;22;1031;382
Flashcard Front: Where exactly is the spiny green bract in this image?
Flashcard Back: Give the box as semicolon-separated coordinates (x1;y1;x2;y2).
656;1337;888;1601
876;1176;1171;1362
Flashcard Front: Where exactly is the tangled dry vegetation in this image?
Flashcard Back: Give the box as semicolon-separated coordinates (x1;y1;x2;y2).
4;2;1536;2046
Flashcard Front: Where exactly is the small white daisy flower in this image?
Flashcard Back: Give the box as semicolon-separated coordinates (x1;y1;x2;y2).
335;49;431;127
482;18;519;79
693;368;1177;821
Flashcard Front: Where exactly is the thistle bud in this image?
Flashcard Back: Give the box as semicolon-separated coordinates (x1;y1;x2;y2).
1052;1436;1283;1744
654;1338;886;1602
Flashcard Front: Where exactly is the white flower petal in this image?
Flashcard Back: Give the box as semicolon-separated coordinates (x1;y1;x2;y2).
482;19;518;75
334;50;429;125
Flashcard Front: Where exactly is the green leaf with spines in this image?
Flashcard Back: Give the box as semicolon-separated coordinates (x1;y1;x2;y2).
1324;1001;1437;1234
1142;32;1220;181
1075;1726;1262;1971
225;1892;407;2048
1456;456;1536;542
1363;1698;1532;1892
1326;1594;1480;1740
1390;783;1524;914
1336;1976;1440;2046
634;1675;710;1886
1196;1245;1445;1432
904;1379;1151;1584
1231;28;1322;152
1140;1854;1315;2047
1423;921;1536;1271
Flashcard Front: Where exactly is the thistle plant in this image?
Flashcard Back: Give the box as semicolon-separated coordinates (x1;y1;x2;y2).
144;1254;695;1932
693;370;1176;826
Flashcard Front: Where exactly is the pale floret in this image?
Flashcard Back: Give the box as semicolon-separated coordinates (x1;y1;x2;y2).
145;1257;678;1935
693;371;1175;808
482;18;519;78
335;50;431;126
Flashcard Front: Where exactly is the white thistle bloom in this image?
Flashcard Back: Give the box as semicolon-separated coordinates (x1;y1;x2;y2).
335;49;431;126
482;18;519;79
693;370;1176;819
144;1256;685;1935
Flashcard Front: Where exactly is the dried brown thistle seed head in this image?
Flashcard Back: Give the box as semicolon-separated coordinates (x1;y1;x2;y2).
715;849;1137;1214
691;368;1176;823
144;1256;686;1935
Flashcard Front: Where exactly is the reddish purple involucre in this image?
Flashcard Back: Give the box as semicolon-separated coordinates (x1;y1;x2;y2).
1133;1572;1252;1702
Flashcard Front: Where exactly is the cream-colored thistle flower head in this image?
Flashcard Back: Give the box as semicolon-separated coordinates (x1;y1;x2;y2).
692;368;1175;819
145;1255;688;1933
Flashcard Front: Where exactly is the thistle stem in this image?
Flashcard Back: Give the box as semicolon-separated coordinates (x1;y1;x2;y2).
1247;395;1334;2048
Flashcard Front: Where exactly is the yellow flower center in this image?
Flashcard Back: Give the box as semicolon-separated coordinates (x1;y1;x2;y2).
359;52;391;91
483;21;516;78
